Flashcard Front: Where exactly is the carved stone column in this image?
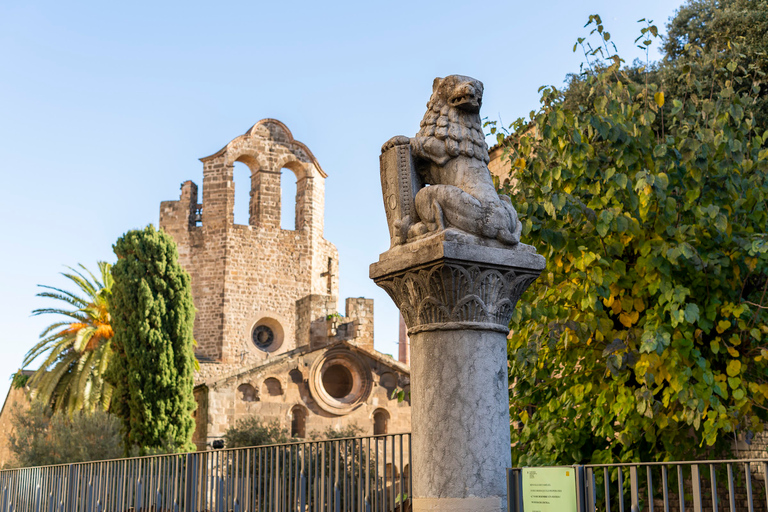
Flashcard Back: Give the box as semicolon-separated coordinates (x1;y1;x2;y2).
372;75;545;511
371;236;544;512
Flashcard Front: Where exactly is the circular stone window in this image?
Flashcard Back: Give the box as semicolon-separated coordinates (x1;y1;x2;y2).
322;364;354;398
249;317;284;353
252;325;274;350
309;350;372;415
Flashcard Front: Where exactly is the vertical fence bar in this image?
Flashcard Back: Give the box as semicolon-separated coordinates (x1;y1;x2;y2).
727;463;736;512
630;466;639;512
604;467;611;512
691;464;702;512
647;466;654;512
745;462;754;512
709;463;718;512
618;467;625;512
763;462;768;512
676;465;685;512
587;467;596;512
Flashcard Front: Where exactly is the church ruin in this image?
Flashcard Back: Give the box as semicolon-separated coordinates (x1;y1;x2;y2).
159;119;411;449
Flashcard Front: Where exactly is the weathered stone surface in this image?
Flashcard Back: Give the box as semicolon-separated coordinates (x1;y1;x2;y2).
371;235;544;334
161;120;413;450
197;342;412;449
372;77;545;512
410;329;511;503
379;76;522;246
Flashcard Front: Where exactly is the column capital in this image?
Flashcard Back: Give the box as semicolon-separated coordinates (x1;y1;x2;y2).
370;234;545;335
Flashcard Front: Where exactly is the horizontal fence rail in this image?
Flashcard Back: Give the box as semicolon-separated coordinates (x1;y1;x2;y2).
509;458;768;512
0;432;412;512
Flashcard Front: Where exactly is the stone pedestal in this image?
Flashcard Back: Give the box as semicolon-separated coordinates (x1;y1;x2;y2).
371;234;544;512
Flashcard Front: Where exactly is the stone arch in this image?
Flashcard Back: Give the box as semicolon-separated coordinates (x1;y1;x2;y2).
290;405;307;438
198;119;325;232
237;383;258;402
289;369;304;385
232;161;252;225
263;377;283;397
373;408;390;435
379;372;398;394
276;159;311;231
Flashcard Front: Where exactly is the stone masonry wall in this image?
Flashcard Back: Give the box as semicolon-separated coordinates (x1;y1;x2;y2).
160;120;339;365
201;346;411;446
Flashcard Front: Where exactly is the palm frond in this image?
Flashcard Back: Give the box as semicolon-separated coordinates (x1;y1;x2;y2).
24;262;114;415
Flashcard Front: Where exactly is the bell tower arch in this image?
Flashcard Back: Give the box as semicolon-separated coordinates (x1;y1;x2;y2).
160;120;339;363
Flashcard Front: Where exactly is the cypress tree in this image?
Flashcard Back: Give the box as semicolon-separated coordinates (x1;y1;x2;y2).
108;225;196;454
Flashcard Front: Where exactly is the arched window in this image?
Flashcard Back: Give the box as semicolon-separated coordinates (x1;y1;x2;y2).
263;377;283;397
232;161;253;226
373;409;390;435
281;168;297;230
291;405;307;438
289;369;303;385
237;383;258;402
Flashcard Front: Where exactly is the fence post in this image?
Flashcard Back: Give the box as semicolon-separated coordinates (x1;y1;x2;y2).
575;466;588;512
507;469;515;512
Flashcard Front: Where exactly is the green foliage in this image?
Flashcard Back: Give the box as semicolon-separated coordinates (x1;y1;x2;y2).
108;225;197;455
5;401;123;468
22;262;114;414
224;418;292;448
661;0;768;127
10;372;30;390
309;424;365;440
497;17;768;466
223;418;365;449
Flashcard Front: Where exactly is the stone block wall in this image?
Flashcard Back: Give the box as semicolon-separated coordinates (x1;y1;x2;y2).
200;345;411;446
160;119;339;364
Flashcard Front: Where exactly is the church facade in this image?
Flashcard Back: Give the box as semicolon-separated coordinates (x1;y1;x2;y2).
159;119;411;450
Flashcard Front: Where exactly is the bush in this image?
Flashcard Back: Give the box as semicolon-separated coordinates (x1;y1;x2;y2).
6;402;123;468
223;418;292;448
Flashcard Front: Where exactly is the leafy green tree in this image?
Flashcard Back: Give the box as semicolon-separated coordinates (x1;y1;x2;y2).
5;401;123;468
21;262;114;414
108;225;196;455
662;0;768;127
496;18;768;465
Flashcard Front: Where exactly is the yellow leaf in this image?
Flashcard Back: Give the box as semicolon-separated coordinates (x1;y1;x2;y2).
619;312;634;328
604;295;615;307
634;298;645;313
654;91;665;107
612;300;622;315
716;320;731;334
514;158;526;169
727;359;742;377
727;346;739;357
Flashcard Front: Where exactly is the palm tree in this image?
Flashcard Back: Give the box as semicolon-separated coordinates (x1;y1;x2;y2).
22;262;114;414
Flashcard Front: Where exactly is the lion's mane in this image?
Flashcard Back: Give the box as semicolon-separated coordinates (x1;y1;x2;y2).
415;79;490;165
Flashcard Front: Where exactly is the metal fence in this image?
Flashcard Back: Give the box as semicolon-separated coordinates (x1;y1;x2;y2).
509;459;768;512
0;432;412;512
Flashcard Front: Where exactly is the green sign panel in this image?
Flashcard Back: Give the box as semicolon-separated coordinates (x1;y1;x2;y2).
522;467;578;512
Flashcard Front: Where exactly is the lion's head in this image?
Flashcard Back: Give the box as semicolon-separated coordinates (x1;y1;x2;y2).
416;75;489;164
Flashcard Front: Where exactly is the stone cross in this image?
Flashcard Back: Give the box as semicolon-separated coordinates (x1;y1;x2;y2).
320;257;334;295
370;75;545;512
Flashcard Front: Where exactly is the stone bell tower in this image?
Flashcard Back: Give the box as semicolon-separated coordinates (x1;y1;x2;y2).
160;119;340;367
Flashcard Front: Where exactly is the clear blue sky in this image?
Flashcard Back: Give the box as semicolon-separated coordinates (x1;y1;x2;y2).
0;0;680;405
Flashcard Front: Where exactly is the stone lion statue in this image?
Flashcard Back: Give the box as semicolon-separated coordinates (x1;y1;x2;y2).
382;75;521;246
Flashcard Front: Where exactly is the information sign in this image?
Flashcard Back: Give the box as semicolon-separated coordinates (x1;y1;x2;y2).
521;466;578;512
